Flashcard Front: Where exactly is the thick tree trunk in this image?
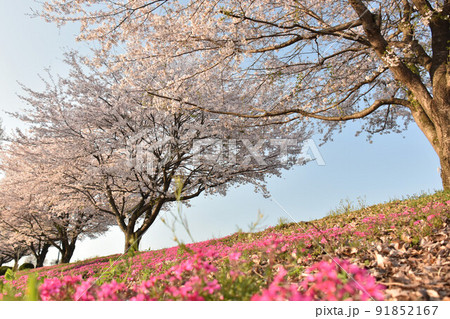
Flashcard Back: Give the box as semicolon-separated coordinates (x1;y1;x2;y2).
12;258;19;272
428;10;450;191
30;241;51;268
411;98;450;191
122;204;164;253
59;243;76;264
35;243;50;268
436;117;450;191
124;231;141;253
440;154;450;191
431;88;450;190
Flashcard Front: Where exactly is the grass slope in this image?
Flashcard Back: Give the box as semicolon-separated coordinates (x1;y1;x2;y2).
1;191;449;301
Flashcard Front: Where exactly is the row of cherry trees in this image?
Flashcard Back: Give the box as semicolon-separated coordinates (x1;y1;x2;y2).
0;135;110;268
0;53;308;267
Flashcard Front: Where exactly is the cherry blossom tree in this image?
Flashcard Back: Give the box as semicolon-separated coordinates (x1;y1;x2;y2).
0;194;48;268
0;141;112;264
40;0;450;189
0;198;50;268
0;228;29;271
0;230;14;267
16;54;308;252
0;226;49;268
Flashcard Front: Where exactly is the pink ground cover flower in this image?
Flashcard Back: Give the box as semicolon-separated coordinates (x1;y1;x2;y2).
72;279;128;301
39;278;62;301
94;281;127;301
73;278;96;301
302;259;384;301
353;231;366;237
39;276;83;301
127;252;223;301
252;259;384;301
251;283;309;301
228;252;241;261
251;266;311;301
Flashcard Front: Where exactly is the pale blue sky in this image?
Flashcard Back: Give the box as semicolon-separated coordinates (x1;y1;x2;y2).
0;1;442;264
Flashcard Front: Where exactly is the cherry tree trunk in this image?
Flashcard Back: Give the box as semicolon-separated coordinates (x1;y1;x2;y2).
35;243;50;268
124;232;142;253
440;155;450;191
60;243;76;264
12;258;19;272
434;97;450;191
413;98;450;191
437;123;450;191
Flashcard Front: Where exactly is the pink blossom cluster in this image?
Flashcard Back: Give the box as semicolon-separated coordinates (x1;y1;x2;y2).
252;259;384;301
74;279;127;301
301;259;384;301
37;257;383;301
35;252;223;301
131;253;222;301
251;267;309;301
39;275;128;301
39;275;83;301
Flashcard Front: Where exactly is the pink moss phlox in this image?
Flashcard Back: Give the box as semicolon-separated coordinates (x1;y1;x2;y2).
72;278;96;301
302;259;384;301
251;266;310;301
39;275;83;301
228;252;241;261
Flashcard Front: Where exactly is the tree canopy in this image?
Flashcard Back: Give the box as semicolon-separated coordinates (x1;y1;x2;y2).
2;53;308;253
39;0;450;189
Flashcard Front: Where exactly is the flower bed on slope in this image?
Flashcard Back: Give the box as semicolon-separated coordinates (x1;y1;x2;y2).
1;191;449;301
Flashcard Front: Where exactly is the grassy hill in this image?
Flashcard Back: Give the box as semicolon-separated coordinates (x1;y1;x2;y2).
1;191;449;301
